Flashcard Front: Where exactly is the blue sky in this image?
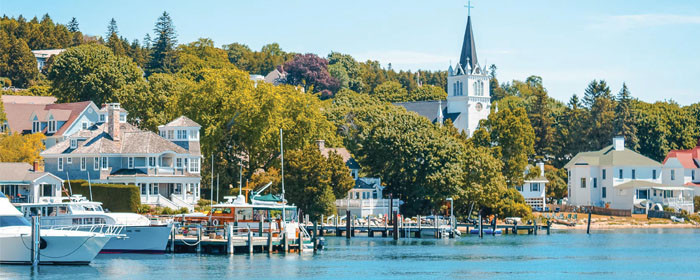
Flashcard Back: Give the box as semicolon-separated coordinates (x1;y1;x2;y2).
2;0;699;105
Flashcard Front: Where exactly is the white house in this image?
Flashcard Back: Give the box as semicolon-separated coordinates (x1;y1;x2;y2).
394;13;490;136
0;162;63;204
565;136;694;213
31;49;65;70
516;163;548;209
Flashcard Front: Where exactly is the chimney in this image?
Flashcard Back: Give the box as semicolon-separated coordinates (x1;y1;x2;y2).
537;162;545;177
32;160;39;172
613;136;624;151
107;103;120;141
316;139;325;151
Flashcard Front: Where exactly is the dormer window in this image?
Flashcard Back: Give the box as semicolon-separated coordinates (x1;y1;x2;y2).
177;130;187;140
0;121;7;133
32;120;40;133
82;122;88;129
48;119;56;133
167;130;173;139
190;130;199;140
70;139;77;149
99;114;106;123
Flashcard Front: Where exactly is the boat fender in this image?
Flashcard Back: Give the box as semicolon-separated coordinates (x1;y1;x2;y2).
40;237;47;249
212;219;219;226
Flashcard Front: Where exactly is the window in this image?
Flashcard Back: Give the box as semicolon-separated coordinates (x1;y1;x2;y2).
516;185;523;192
94;157;99;170
693;170;696;181
653;170;657;180
58;158;63;171
41;184;53;197
580;178;586;188
128;157;134;169
82;122;88;129
67;157;72;164
671;170;676;181
101;157;108;170
70;139;77;149
632;169;636;179
602;169;606;180
602;187;607;198
177;130;187;140
149;157;156;167
99;114;106;123
190;130;199;140
159;131;165;138
636;189;648;200
119;113;126;122
619;169;623;179
189;158;200;173
0;121;7;133
530;183;540;192
32;120;40;133
48;120;56;133
176;158;182;168
80;157;86;171
593;178;597;188
167;130;174;139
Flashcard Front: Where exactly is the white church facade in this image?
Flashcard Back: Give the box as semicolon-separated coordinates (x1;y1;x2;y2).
395;13;491;137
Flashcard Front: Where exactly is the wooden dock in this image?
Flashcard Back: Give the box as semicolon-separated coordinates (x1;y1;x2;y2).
167;224;312;254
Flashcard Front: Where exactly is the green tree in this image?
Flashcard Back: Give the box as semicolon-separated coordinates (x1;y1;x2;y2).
67;17;79;32
583;80;616;149
372;81;407;102
636;101;698;161
2;37;38;88
47;44;147;108
147;11;178;75
552;95;588;167
410;85;447;101
614;83;639;150
544;165;567;200
524;76;554;158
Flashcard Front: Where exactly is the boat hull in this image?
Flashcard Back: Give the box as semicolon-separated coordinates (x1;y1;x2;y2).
100;225;172;254
0;228;111;265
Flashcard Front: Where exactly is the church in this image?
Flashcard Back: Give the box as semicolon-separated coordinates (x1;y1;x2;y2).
394;13;491;137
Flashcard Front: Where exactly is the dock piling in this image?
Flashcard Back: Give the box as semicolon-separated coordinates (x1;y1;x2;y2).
534;219;538;235
196;224;202;253
587;209;592;234
247;228;253;254
170;223;175;253
227;224;234;254
547;220;551;235
478;211;483;238
392;211;399;240
492;215;497;236
346;210;351;239
284;231;289;253
267;220;273;253
31;216;40;266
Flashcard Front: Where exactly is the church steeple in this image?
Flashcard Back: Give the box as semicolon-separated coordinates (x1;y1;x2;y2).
459;15;478;71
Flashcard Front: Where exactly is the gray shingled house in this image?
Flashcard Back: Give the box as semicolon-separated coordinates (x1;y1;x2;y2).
41;103;202;211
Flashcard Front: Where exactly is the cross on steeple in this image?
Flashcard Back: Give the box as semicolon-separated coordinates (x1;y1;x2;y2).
465;0;474;17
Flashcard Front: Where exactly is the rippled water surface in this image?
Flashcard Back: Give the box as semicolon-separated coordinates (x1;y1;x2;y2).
3;228;700;279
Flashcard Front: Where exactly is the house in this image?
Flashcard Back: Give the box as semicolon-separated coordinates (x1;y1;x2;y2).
41;103;202;211
394;13;490;137
565;136;694;213
315;140;401;217
1;95;102;148
31;49;65;70
662;139;700;209
0;162;63;204
516;162;548;210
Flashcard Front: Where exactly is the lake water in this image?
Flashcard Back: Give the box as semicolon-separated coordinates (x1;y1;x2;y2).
2;228;700;279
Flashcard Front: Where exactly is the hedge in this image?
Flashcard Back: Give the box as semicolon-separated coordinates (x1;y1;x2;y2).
66;180;141;213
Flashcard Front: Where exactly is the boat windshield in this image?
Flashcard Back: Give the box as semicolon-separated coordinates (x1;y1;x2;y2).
0;215;30;227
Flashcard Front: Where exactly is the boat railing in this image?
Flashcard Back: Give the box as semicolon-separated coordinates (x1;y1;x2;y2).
44;224;126;236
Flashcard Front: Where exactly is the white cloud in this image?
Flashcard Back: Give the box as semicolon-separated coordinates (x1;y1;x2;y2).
589;14;700;30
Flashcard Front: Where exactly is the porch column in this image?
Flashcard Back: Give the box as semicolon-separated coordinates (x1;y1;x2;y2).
181;183;186;201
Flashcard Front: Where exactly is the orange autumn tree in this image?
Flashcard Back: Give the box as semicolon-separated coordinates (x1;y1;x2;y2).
0;133;46;165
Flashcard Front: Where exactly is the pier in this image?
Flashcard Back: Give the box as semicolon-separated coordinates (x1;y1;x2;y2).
167;223;312;254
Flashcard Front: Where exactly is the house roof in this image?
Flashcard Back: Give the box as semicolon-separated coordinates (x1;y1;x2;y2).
0;163;63;183
320;147;361;170
1;95;56;105
615;180;665;189
459;16;478;71
393;100;460;124
564;145;661;169
160;116;201;128
354;177;382;190
41;122;191;156
264;69;285;85
1;98;92;136
663;144;700;169
31;49;65;58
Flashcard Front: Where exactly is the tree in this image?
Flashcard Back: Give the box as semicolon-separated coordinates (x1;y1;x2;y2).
472;96;535;187
372;81;407;102
524;76;554;158
0;133;45;163
583;80;616;150
67;17;79;32
410;85;447;101
106;32;126;56
552;95;588;167
614;83;639;150
281;53;339;99
175;38;232;76
106;18;118;38
47;44;147;108
636;101;698;161
1;37;38;88
147;11;178;75
544;165;567;200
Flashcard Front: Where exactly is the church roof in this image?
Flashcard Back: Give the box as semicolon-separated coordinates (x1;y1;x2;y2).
393;100;460;124
459;16;478;71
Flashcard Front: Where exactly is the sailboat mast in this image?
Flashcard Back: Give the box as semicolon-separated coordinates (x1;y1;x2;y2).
280;128;286;223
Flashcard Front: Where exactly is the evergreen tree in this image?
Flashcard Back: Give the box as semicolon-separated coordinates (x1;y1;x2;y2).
3;38;38;88
614;83;639;150
526;76;554;159
147;11;178;75
106;32;126;56
67;17;79;32
107;18;118;37
552;95;587;167
583;80;616;150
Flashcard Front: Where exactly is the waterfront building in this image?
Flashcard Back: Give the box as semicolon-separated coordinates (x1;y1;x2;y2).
41;103;202;211
0;162;63;204
315;140;401;217
394;13;490;137
1;95;103;148
31;49;65;70
565;136;694;213
661;140;700;210
516;162;548;210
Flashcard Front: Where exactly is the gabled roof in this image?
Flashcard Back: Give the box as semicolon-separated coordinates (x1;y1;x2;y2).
1;98;92;136
160;116;201;128
393;100;460;124
320;147;361;170
1;95;56;105
0;163;63;183
564;145;661;169
459;16;478;71
663;145;700;169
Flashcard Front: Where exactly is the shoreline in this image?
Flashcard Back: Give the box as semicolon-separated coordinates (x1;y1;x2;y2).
551;223;700;230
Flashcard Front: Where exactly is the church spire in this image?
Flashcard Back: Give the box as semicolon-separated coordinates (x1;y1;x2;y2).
459;14;478;71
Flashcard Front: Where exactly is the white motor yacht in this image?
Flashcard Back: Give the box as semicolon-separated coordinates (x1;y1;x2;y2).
0;191;114;264
18;195;173;254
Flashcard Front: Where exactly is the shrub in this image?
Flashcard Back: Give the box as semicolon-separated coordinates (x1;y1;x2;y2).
695;196;700;212
66;180;140;212
663;206;676;213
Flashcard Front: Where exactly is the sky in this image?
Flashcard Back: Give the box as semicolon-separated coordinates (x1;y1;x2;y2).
1;0;699;105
